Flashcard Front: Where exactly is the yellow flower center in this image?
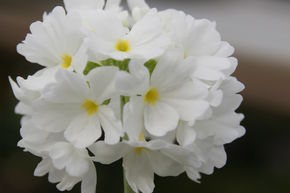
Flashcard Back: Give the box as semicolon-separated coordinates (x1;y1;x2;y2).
82;100;99;116
61;54;72;69
138;131;145;141
134;132;146;155
134;147;144;155
115;39;131;52
184;51;187;59
144;88;160;105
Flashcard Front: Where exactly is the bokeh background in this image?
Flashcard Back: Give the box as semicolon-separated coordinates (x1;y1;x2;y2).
1;0;290;192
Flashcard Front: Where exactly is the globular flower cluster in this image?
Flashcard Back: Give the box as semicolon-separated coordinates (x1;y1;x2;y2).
10;0;245;193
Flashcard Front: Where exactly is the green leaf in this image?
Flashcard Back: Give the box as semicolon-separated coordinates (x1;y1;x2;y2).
83;59;131;76
144;59;157;75
101;58;130;71
83;61;101;75
102;99;111;105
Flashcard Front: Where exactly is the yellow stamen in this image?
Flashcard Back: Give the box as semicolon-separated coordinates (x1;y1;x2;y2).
115;39;131;52
82;100;99;116
184;51;187;59
138;131;145;141
134;147;144;155
144;88;160;105
61;54;72;69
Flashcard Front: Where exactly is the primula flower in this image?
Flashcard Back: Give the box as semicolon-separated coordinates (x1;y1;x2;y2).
32;68;123;148
117;50;210;136
127;0;150;22
10;0;245;193
85;9;170;60
64;0;129;28
35;154;96;193
17;6;85;74
90;104;201;193
159;10;237;83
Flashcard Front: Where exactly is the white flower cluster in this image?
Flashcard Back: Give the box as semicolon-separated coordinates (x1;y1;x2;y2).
10;0;245;193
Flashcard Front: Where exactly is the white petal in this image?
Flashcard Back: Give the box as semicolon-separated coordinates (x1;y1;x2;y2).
15;102;32;115
207;89;223;107
20;120;49;144
192;56;233;81
85;11;128;57
160;144;201;168
128;9;162;46
162;79;208;101
221;77;245;96
123;152;155;193
150;49;187;90
66;152;90;177
86;66;119;102
163;98;209;122
214;41;234;57
127;0;150;11
33;101;81;133
185;167;201;182
200;146;227;174
43;69;89;103
15;66;58;92
123;97;145;141
144;102;179;136
90;141;129;164
176;122;196;146
64;0;104;11
116;60;149;96
56;175;81;191
9;76;23;101
48;168;65;183
64;114;102;148
98;106;123;144
71;42;89;74
187;19;221;56
17;7;83;67
34;158;51;176
81;162;97;193
49;142;73;170
128;9;170;59
195;112;245;145
148;150;184;177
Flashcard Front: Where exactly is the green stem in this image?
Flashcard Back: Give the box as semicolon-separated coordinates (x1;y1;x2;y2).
123;169;135;193
120;96;135;193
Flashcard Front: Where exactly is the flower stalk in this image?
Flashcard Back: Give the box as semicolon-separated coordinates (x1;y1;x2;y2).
123;170;135;193
120;95;135;193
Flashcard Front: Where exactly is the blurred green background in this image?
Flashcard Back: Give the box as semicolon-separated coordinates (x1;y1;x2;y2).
1;0;290;193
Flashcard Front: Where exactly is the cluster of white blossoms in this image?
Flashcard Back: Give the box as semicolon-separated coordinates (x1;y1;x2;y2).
10;0;245;193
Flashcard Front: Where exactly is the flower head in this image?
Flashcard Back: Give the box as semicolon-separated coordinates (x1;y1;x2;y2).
11;0;245;193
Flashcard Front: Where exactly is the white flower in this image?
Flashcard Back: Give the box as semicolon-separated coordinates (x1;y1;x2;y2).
18;117;97;193
176;78;245;181
17;6;86;74
17;118;58;155
32;68;123;148
117;50;210;136
184;139;227;182
85;9;170;61
90;109;200;193
8;67;59;117
11;0;245;192
64;0;129;28
127;0;150;22
34;154;96;193
187;77;245;145
159;9;237;83
63;0;105;11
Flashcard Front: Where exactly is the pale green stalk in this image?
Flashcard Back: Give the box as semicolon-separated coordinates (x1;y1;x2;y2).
120;96;136;193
